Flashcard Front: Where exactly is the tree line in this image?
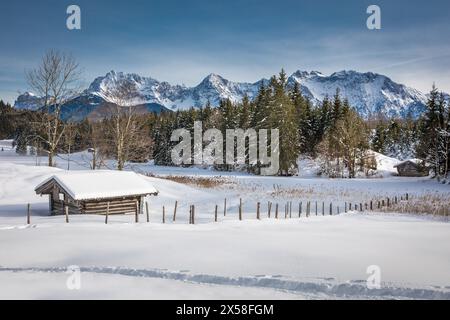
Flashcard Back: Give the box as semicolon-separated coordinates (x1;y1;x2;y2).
1;51;449;178
151;70;374;177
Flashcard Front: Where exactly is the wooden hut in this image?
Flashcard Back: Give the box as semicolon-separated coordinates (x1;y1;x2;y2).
35;171;158;215
394;160;428;177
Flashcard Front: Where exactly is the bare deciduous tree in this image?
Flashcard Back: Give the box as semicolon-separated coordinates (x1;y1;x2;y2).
106;79;152;170
318;109;371;178
63;122;78;170
26;50;82;167
86;121;109;170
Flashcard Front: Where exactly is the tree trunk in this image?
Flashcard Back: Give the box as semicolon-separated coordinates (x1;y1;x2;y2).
48;152;53;167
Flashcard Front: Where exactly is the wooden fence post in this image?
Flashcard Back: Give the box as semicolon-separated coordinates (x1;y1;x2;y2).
370;201;373;211
189;205;192;224
239;198;243;221
360;203;363;211
224;198;227;216
257;202;260;220
135;200;139;223
146;201;150;223
406;193;409;200
345;202;347;213
322;202;325;216
268;201;272;218
105;202;109;224
173;201;178;221
162;206;166;223
192;205;195;224
275;203;279;219
215;205;218;222
315;201;318;216
27;203;31;225
65;205;69;223
289;201;292;218
387;198;390;207
329;202;332;215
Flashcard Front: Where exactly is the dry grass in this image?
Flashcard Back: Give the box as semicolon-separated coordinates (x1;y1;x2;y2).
148;173;449;217
155;175;236;189
378;193;450;217
270;184;316;198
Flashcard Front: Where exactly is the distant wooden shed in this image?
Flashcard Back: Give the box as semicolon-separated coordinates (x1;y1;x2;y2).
35;171;158;215
394;160;428;177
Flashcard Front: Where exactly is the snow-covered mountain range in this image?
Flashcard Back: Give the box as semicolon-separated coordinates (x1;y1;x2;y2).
15;70;430;120
14;92;45;111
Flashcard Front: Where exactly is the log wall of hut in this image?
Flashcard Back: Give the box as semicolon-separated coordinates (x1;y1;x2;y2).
81;197;141;215
52;199;82;215
396;162;427;177
47;184;81;215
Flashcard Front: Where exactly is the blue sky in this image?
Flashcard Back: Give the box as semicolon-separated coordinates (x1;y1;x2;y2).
1;0;450;104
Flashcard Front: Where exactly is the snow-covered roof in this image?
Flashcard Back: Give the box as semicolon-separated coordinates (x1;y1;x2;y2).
393;159;423;168
35;170;158;200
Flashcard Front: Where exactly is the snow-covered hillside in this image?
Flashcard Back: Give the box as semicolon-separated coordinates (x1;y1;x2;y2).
1;141;450;299
15;69;431;120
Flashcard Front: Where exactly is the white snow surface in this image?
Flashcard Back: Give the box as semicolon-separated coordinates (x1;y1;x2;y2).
0;141;449;300
372;151;401;176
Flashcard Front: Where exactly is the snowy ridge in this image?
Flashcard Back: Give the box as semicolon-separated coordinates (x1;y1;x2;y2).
14;92;45;111
288;70;428;118
85;71;261;110
1;266;449;299
15;69;433;119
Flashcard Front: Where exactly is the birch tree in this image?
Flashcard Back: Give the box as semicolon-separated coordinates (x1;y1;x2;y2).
26;50;82;166
63;122;78;170
106;79;152;170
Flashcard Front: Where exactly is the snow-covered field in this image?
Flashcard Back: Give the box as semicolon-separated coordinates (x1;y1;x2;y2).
0;140;449;300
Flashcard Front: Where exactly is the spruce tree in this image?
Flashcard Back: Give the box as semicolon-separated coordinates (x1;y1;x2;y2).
267;70;300;175
417;85;441;176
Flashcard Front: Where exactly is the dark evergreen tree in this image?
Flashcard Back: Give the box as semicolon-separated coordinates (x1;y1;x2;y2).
268;70;300;175
417;85;441;176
